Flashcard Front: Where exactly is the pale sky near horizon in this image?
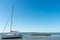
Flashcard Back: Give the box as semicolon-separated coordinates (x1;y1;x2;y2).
0;0;60;32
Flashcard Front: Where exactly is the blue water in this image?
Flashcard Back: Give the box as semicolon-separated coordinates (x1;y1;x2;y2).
0;32;60;40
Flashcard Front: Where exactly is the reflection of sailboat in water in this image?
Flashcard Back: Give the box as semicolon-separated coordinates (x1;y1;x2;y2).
1;0;22;39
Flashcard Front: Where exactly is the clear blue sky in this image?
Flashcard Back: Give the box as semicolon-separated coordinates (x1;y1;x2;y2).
0;0;60;32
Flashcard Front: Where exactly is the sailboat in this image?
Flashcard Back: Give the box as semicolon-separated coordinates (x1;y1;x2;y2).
1;0;22;39
1;31;22;39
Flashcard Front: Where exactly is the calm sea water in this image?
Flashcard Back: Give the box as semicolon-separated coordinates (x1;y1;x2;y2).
0;32;60;40
0;37;60;40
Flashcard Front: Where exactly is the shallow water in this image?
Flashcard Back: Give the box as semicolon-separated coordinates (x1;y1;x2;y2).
0;33;60;40
0;36;60;40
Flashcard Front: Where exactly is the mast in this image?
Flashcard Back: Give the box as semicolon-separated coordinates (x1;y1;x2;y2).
10;0;14;32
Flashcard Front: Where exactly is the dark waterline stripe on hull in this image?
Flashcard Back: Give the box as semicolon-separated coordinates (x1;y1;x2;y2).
1;37;22;39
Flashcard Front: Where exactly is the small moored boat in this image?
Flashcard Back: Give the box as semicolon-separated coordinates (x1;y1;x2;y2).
1;31;22;39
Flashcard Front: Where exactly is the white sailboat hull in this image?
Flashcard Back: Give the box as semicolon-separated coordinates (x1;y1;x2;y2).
1;34;22;39
1;31;22;39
